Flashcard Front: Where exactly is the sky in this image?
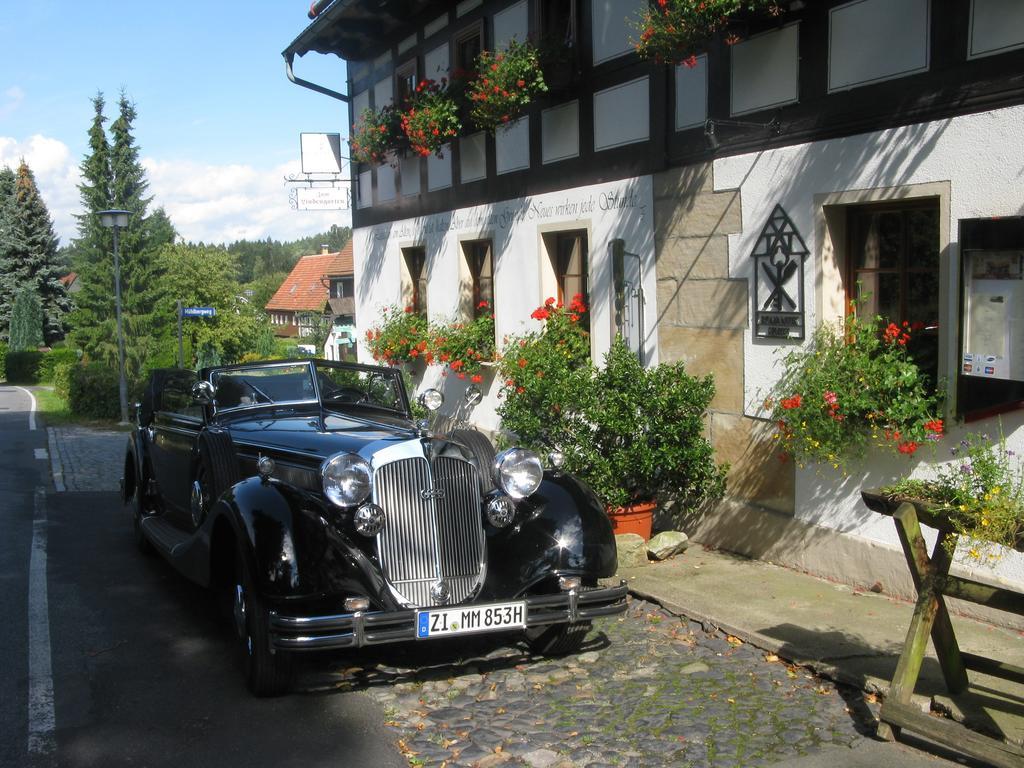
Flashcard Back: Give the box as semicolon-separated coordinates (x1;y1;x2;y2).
1;1;354;247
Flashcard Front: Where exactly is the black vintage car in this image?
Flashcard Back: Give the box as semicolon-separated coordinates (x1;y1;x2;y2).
122;359;627;695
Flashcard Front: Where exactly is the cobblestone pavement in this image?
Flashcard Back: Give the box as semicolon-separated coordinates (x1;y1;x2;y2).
47;426;126;492
318;598;880;768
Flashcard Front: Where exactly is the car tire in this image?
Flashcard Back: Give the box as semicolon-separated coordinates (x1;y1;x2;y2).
233;545;291;697
450;428;496;493
128;454;155;555
197;430;241;507
526;621;592;657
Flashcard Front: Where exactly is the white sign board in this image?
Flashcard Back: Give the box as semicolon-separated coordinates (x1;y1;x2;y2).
294;186;350;211
300;132;343;174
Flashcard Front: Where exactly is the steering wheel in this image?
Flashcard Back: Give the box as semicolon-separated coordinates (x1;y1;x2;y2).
323;386;369;404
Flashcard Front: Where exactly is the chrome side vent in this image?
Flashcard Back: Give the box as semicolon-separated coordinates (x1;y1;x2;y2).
373;455;485;607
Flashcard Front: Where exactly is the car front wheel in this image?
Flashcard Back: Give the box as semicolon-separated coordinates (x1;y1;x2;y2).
233;546;291;696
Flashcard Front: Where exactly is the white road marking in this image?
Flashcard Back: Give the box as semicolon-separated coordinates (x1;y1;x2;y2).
14;386;37;431
28;487;56;755
34;448;48;460
47;428;66;493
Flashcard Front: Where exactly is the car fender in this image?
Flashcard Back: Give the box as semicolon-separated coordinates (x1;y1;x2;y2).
216;476;394;605
481;472;618;598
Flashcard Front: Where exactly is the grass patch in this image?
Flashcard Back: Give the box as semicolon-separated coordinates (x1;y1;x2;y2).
31;385;129;430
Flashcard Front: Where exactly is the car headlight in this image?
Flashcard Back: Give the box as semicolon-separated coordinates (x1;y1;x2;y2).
322;452;372;508
419;388;444;411
492;448;543;500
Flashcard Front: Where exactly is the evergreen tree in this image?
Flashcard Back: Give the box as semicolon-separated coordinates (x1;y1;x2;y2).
69;93;115;361
9;286;44;351
11;160;72;344
69;92;175;378
0;167;25;340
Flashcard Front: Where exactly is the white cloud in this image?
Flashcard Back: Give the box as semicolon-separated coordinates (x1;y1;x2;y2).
0;133;352;247
0;134;82;245
143;157;352;244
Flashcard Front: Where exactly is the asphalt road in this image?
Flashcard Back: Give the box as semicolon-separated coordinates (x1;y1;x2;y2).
0;387;405;768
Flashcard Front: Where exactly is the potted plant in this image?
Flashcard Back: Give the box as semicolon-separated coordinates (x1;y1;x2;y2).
349;105;402;165
498;301;727;540
364;305;430;367
467;40;548;134
569;337;727;539
632;0;784;66
430;301;496;383
865;430;1024;562
400;79;461;158
767;308;945;470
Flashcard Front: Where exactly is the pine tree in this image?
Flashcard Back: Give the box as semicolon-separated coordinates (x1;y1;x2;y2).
69;92;175;377
0;166;25;341
9;286;44;351
69;93;116;362
11;160;72;344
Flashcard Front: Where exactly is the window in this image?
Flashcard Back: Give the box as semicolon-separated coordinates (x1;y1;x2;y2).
539;0;577;49
455;22;484;74
462;240;494;317
160;371;202;420
846;201;940;387
395;60;417;105
541;229;589;332
402;246;428;318
331;277;353;299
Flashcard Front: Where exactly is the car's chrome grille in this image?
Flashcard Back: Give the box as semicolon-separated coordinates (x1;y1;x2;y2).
373;456;485;608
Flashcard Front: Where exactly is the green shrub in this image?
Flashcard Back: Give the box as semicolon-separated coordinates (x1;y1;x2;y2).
69;363;120;420
5;351;44;383
0;342;7;381
39;348;79;383
52;361;76;400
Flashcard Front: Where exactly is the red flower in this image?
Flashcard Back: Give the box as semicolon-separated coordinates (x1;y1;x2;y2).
924;419;944;434
518;358;527;369
451;359;464;371
404;305;414;313
544;297;556;306
516;79;525;88
457;373;466;380
531;307;550;321
471;374;483;384
780;394;802;410
477;300;489;309
897;441;919;455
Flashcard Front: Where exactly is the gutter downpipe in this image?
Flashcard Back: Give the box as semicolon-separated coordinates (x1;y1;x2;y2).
284;51;350;103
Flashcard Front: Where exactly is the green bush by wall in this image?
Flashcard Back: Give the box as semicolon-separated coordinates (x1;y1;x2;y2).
39;348;79;383
68;363;120;420
5;351;44;384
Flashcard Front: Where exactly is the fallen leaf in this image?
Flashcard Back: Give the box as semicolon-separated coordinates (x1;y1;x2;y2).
764;653;780;663
727;635;743;646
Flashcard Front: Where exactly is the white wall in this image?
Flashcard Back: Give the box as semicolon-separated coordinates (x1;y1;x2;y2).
712;103;1024;585
353;176;657;432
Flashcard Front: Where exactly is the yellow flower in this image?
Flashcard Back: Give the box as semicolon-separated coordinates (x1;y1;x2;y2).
959;504;968;512
969;547;980;559
982;517;990;527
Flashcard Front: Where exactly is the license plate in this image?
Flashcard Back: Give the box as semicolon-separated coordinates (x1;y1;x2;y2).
416;600;526;639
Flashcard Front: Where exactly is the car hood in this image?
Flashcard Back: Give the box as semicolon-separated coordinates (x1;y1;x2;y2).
225;410;419;461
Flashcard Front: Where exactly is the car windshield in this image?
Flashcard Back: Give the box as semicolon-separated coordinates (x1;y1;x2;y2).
313;362;406;413
212;363;317;410
209;361;407;415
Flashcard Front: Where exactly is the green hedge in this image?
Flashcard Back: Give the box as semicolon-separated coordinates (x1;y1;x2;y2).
39;348;79;383
52;361;76;401
5;351;44;384
0;342;7;381
68;363;121;420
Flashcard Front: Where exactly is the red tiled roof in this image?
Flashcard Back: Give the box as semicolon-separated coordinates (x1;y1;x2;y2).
265;242;354;312
59;272;77;287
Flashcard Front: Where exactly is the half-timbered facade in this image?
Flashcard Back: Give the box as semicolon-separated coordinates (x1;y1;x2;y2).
285;0;1024;607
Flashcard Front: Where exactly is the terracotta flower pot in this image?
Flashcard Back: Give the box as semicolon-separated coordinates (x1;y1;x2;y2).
607;500;656;541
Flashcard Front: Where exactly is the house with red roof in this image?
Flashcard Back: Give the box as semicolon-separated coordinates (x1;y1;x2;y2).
265;242;356;359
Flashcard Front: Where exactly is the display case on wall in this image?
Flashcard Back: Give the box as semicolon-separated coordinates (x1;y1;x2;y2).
958;216;1024;419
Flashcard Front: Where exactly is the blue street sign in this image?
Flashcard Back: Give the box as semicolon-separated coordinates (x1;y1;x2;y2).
182;307;216;318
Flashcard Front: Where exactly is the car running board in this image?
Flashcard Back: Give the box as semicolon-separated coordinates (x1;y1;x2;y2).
140;516;191;556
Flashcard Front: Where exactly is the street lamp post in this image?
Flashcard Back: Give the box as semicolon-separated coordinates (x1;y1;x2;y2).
98;209;131;425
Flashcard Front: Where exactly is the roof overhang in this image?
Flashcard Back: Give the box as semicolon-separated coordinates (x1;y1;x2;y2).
283;0;441;62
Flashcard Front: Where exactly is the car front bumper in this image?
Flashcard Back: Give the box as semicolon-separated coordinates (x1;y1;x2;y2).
268;581;629;652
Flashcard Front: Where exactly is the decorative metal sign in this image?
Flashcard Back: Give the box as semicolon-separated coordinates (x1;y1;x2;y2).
289;186;350;211
751;204;809;340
